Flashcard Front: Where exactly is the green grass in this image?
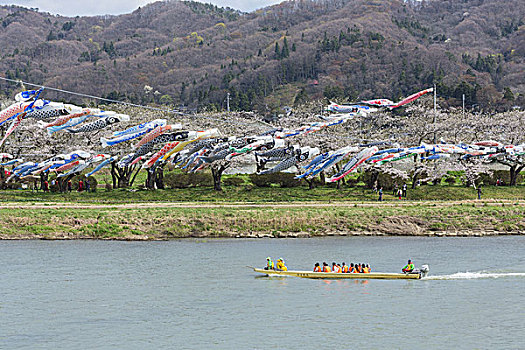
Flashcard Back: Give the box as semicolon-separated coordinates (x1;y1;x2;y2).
1;184;524;204
0;203;523;239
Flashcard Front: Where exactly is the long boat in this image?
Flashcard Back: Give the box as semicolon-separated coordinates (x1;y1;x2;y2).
249;266;429;280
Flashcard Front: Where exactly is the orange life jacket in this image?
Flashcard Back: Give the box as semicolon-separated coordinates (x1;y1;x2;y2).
323;266;331;273
335;265;342;273
314;266;321;272
357;265;363;273
342;265;349;273
363;267;370;273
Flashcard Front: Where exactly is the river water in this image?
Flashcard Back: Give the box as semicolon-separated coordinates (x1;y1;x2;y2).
1;237;524;350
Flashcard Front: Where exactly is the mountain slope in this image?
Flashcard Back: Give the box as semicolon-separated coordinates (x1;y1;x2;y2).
0;0;523;112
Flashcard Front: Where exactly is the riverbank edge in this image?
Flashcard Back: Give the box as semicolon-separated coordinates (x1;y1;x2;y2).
1;229;523;241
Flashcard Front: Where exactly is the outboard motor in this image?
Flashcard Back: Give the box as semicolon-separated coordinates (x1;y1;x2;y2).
420;264;430;278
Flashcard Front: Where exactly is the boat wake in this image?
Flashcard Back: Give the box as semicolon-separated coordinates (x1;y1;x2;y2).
423;271;525;280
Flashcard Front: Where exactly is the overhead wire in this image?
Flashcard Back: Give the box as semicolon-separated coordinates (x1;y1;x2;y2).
0;75;372;142
0;76;273;128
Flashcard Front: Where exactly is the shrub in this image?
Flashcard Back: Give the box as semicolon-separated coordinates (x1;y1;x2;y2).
444;176;457;185
479;170;523;186
164;172;213;188
249;173;300;187
344;177;360;187
69;175;90;191
189;173;213;187
360;170;407;190
50;181;60;192
279;173;301;188
85;176;98;192
164;172;191;188
223;177;244;187
249;173;276;187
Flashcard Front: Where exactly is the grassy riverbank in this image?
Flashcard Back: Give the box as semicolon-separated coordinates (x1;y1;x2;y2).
1;201;524;240
1;185;523;239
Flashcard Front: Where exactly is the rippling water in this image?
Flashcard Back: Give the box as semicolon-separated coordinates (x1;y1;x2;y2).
1;237;524;349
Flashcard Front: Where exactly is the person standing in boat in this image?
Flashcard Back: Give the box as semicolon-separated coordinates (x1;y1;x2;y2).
276;258;287;271
313;263;322;272
402;260;415;273
265;257;274;270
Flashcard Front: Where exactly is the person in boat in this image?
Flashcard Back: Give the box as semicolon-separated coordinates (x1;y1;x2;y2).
265;257;274;270
356;263;362;273
322;262;331;272
342;262;348;273
363;264;370;273
313;263;322;272
402;259;415;273
349;263;356;273
276;258;287;271
332;262;341;273
366;264;371;272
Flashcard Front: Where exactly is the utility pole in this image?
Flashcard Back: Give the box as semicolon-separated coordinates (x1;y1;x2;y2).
226;92;230;113
433;84;437;143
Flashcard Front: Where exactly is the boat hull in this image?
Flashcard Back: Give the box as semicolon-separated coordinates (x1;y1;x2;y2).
250;267;421;280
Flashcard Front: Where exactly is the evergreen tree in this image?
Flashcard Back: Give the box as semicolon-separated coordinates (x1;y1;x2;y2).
281;37;290;58
503;87;514;101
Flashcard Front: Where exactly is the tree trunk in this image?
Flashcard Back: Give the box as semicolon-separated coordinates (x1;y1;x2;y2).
411;171;419;189
129;166;141;187
155;165;165;189
319;171;326;184
146;169;156;190
40;172;48;190
211;163;228;191
305;178;315;190
256;160;267;173
111;162;136;188
509;165;524;186
111;162;118;189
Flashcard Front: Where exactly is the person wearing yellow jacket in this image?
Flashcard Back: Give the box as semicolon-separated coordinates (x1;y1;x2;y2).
276;258;287;271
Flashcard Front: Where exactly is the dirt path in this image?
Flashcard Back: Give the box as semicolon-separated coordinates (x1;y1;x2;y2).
1;199;524;210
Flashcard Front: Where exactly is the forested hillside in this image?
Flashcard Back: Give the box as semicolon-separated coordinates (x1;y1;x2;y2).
0;0;523;112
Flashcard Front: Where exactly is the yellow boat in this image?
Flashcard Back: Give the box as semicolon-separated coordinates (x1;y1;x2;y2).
249;266;428;280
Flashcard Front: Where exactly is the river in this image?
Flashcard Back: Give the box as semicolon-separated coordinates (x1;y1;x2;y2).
1;237;524;349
